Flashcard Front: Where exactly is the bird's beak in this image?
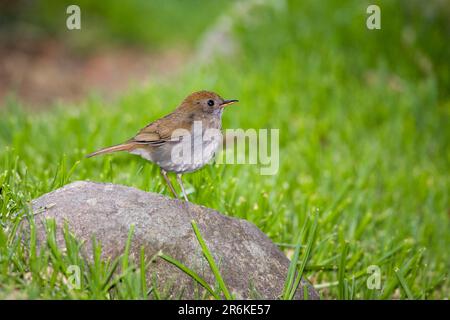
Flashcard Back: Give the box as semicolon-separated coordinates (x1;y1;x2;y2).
220;99;239;107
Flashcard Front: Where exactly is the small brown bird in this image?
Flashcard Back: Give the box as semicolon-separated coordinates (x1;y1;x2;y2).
86;90;238;201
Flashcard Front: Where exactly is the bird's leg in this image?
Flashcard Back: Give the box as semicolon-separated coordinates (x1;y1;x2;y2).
160;168;178;199
176;174;189;202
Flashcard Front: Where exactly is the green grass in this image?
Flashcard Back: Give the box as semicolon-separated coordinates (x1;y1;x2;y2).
282;213;318;300
0;0;449;299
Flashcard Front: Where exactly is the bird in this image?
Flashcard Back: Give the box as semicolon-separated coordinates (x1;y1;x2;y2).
86;90;238;201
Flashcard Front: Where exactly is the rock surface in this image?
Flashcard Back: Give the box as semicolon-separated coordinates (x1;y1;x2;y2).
29;181;318;299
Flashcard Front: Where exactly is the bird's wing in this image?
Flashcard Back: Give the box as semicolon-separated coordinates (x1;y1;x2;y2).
130;113;193;146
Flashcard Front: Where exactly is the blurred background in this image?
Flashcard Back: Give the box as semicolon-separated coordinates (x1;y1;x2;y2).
0;0;448;107
0;0;449;299
0;0;234;108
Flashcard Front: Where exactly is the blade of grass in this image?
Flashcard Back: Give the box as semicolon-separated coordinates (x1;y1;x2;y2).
338;241;349;299
140;246;147;299
121;224;134;268
158;251;220;300
281;211;310;299
288;213;318;300
191;220;232;300
395;268;415;299
101;256;121;291
282;242;302;299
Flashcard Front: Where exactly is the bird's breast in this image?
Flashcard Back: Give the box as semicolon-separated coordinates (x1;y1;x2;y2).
154;130;221;173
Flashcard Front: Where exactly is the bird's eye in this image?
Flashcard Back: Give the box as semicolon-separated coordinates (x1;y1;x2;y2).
207;100;214;106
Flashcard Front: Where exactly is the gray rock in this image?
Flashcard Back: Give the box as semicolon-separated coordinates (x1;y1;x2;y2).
29;181;318;300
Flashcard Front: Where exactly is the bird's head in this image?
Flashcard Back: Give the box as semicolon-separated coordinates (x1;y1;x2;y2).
179;90;238;116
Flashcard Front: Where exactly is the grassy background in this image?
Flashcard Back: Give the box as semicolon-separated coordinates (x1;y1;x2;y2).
0;0;449;299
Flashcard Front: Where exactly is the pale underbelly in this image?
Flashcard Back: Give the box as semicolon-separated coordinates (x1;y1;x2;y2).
130;138;220;174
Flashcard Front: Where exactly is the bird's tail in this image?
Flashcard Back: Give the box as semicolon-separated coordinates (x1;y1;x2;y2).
86;142;135;158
